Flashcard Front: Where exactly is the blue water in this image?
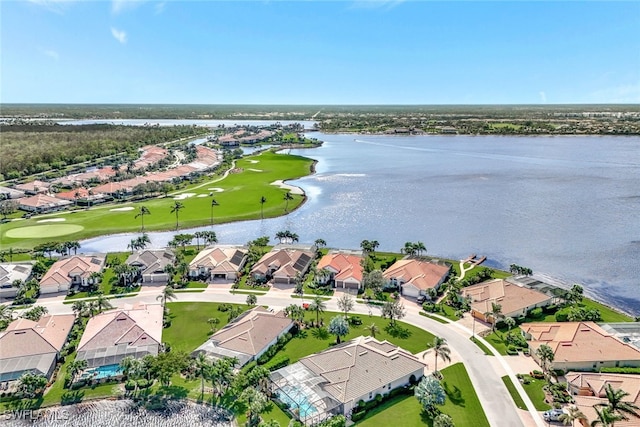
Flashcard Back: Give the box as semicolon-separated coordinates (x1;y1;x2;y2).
278;385;319;418
84;364;122;379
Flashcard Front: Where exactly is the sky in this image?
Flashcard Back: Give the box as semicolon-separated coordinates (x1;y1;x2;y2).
1;0;639;105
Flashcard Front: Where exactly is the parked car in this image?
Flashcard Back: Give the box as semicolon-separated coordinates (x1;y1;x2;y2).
543;408;565;422
416;295;427;304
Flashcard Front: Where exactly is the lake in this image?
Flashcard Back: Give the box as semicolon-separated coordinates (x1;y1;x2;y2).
80;133;640;315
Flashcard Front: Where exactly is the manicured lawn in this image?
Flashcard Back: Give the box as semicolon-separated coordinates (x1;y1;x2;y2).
163;302;247;352
1;152;314;249
273;311;434;365
502;376;527;410
357;363;489;427
184;281;208;289
470;336;494;356
579;298;633;322
519;374;551;411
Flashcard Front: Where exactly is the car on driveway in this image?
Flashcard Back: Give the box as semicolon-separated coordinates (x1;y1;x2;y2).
543;408;565;422
416;295;427;304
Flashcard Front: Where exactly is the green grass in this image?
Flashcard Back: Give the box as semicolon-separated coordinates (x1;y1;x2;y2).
470;337;494;356
481;330;510;355
260;402;292;426
519;374;551;411
501;376;527;410
356;363;489;427
420;312;449;324
579;298;633;322
184;281;208;289
163;302;247;352
272;311;435;365
1;152;314;249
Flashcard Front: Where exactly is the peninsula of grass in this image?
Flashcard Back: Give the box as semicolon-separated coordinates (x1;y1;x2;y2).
501;375;527;410
1;151;314;249
356;363;489;427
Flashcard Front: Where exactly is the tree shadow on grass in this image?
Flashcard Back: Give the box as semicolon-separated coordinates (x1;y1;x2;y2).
4;396;43;411
442;381;465;407
384;323;412;339
61;390;85;405
155;385;188;400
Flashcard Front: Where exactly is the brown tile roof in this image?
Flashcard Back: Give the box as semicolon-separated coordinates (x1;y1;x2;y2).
521;322;640;364
15;180;51;193
251;248;314;279
190;246;247;273
317;253;363;283
40;255;106;290
383;259;450;291
126;249;175;275
461;279;552;317
299;336;425;404
18;194;73;209
0;314;75;359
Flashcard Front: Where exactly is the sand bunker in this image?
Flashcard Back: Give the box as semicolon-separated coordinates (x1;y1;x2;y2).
110;206;135;212
173;193;196;200
247;160;260;164
248;168;263;172
270;180;304;195
196;194;209;198
208;187;224;192
6;224;84;238
37;218;67;223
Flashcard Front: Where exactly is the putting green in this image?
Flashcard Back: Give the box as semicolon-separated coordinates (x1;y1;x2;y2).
5;224;84;238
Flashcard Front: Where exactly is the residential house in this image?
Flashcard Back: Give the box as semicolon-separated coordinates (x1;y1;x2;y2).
270;336;426;425
126;249;175;284
55;187;106;206
0;186;25;200
383;259;451;298
188;245;247;281
14;180;51;195
566;372;640;427
251;246;315;285
316;252;363;290
0;262;35;299
0;314;75;382
39;255;106;294
520;322;640;371
18;194;73;213
462;279;553;322
192;307;294;367
76;303;163;369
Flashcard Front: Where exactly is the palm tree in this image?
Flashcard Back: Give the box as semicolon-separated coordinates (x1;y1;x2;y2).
364;322;380;338
595;383;640;425
535;344;555;376
66;241;81;255
309;295;326;327
283;191;293;212
157;285;177;306
0;305;14;322
210;198;219;228
194;231;205;251
170;201;185;230
207;317;220;333
195;352;210;399
67;359;87;381
559;406;586;426
484;302;503;332
429;336;451;373
328;315;349;344
591;407;624;427
71;301;88;318
259;196;266;219
246;293;257;307
135;206;151;232
415;241;427;256
94;294;113;313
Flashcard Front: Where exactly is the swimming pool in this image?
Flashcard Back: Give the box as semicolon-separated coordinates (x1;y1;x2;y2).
277;385;318;418
83;364;122;379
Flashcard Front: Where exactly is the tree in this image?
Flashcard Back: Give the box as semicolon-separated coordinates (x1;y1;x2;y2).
201;230;218;246
16;372;48;398
0;200;18;220
415;241;427;256
94;294;113;312
284;304;304;327
71;300;89;318
568;284;584;305
504;316;516;331
382;300;406;326
240;386;268;427
171;233;194;252
535;344;555;376
157;285;177;306
135;205;151;232
433;414;455;427
66;241;81;255
591;407;624;427
364;322;380;338
328;315;349;344
309;295;326;327
246;293;257;307
283;191;294;212
484;302;503;332
149;350;190;387
210;198;219;227
415;375;446;416
363;270;385;296
170;201;185;229
595;383;640;425
0;304;14;322
402;241;417;256
337;294;354;319
559;406;586;426
67;359;88;381
259;196;267;219
194;352;210;399
194;231;205;251
207;317;220;333
314;238;327;249
430;336;451;374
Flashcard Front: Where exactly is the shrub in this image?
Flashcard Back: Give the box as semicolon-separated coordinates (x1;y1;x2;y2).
137;379;152;389
531;370;544;379
265;355;290;371
125;380;135;391
528;307;544;319
600;367;640;374
555;310;569;322
351;411;366;422
506;345;519;355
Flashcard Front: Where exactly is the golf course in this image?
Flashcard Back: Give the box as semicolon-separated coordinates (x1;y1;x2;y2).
0;151;314;249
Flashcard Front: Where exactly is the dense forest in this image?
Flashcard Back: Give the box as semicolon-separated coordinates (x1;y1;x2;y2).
0;124;208;179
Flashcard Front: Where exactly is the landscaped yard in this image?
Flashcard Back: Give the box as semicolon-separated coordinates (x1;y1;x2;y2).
356;363;489;427
501;376;527;410
519;374;551;411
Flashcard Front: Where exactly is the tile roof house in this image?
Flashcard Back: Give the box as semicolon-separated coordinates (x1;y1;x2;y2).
55;187;106;205
270;336;426;425
520;322;640;371
126;249;175;284
14;180;51;195
39;255;106;294
383;259;451;299
0;186;25;200
0;314;75;382
566;372;640;427
316;252;364;290
189;245;248;282
18;194;73;213
76;303;163;369
251;247;315;286
0;262;35;299
462;279;553;322
192;307;294;367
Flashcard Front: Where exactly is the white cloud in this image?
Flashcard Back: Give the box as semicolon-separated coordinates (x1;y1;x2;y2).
111;27;128;44
588;84;640;104
111;0;146;14
155;1;166;14
27;0;74;14
350;0;405;10
539;91;547;103
44;49;60;60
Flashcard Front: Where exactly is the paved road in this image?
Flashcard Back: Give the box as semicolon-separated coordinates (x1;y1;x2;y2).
32;288;546;427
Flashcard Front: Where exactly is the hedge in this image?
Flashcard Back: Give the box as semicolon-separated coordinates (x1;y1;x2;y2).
600;367;640;374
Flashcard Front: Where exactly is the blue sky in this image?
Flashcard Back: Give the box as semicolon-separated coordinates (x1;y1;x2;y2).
2;0;639;104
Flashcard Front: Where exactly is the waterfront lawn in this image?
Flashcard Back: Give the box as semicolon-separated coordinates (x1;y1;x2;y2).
501;376;527;410
272;312;434;365
1;152;314;249
579;298;633;322
357;363;489;427
163;302;247;352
